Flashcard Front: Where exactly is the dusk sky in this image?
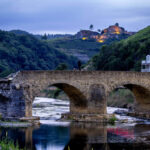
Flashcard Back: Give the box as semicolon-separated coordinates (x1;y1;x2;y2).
0;0;150;34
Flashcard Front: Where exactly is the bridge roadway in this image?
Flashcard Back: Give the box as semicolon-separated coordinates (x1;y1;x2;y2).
0;70;150;121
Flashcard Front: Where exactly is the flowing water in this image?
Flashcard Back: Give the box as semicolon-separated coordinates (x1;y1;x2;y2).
1;97;150;150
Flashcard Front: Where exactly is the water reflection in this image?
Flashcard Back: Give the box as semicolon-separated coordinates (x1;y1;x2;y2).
1;123;150;150
64;123;107;150
0;127;35;150
33;125;69;150
65;123;150;150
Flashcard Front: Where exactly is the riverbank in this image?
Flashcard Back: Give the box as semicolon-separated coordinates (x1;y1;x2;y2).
0;116;40;127
0;138;24;150
0;97;146;128
32;98;147;124
0;121;32;127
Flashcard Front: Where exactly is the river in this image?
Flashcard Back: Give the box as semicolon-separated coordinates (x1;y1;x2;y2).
1;97;150;150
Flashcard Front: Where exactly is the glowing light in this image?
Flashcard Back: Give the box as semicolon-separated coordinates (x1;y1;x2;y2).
96;34;107;43
114;31;120;34
98;40;104;43
82;37;88;40
113;26;121;34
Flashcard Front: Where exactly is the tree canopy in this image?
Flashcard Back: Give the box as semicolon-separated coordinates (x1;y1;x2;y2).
0;30;78;77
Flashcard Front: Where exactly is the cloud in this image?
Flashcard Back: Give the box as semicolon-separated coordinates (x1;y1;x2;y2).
0;0;150;33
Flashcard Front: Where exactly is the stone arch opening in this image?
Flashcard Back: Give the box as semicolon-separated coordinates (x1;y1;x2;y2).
124;84;150;113
51;83;87;113
32;83;88;119
109;84;150;113
108;87;134;109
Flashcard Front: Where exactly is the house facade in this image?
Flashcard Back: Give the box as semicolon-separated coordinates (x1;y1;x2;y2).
141;55;150;72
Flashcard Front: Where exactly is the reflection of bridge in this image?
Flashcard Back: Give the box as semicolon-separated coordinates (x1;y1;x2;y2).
2;122;149;150
1;71;150;121
64;123;136;150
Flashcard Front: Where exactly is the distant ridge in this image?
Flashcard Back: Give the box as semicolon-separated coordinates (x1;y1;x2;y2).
10;30;30;35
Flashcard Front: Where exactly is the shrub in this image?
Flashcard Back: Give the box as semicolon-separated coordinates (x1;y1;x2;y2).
108;114;117;125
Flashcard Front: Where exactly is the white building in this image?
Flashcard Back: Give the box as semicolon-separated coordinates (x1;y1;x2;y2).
141;55;150;72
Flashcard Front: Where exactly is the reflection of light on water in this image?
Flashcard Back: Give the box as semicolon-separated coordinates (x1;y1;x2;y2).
107;128;135;139
32;97;70;126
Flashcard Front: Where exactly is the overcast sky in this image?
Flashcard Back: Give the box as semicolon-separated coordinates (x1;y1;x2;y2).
0;0;150;34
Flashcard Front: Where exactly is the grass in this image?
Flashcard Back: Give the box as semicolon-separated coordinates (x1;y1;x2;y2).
0;137;25;150
0;139;19;150
108;114;117;125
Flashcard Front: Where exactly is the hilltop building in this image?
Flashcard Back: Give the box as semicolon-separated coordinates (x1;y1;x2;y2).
141;55;150;72
74;24;135;43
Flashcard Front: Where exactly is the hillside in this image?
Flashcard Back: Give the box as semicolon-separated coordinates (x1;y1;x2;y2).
48;24;134;62
0;30;77;77
87;26;150;71
10;30;30;35
10;30;72;40
47;38;102;62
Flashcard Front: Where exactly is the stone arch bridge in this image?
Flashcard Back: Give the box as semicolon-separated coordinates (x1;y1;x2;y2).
0;71;150;121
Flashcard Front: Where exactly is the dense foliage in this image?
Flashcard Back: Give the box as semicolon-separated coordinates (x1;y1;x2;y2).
47;38;102;58
90;26;150;71
0;30;78;77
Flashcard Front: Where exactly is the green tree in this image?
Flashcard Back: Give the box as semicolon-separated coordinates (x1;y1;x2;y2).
42;33;48;40
89;24;94;30
115;23;119;26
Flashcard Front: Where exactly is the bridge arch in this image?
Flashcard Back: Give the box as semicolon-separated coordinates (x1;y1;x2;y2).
30;82;88;117
50;83;88;112
108;83;150;113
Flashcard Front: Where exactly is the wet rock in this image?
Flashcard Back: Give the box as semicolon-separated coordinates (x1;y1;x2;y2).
114;109;128;115
120;119;128;123
127;111;150;120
